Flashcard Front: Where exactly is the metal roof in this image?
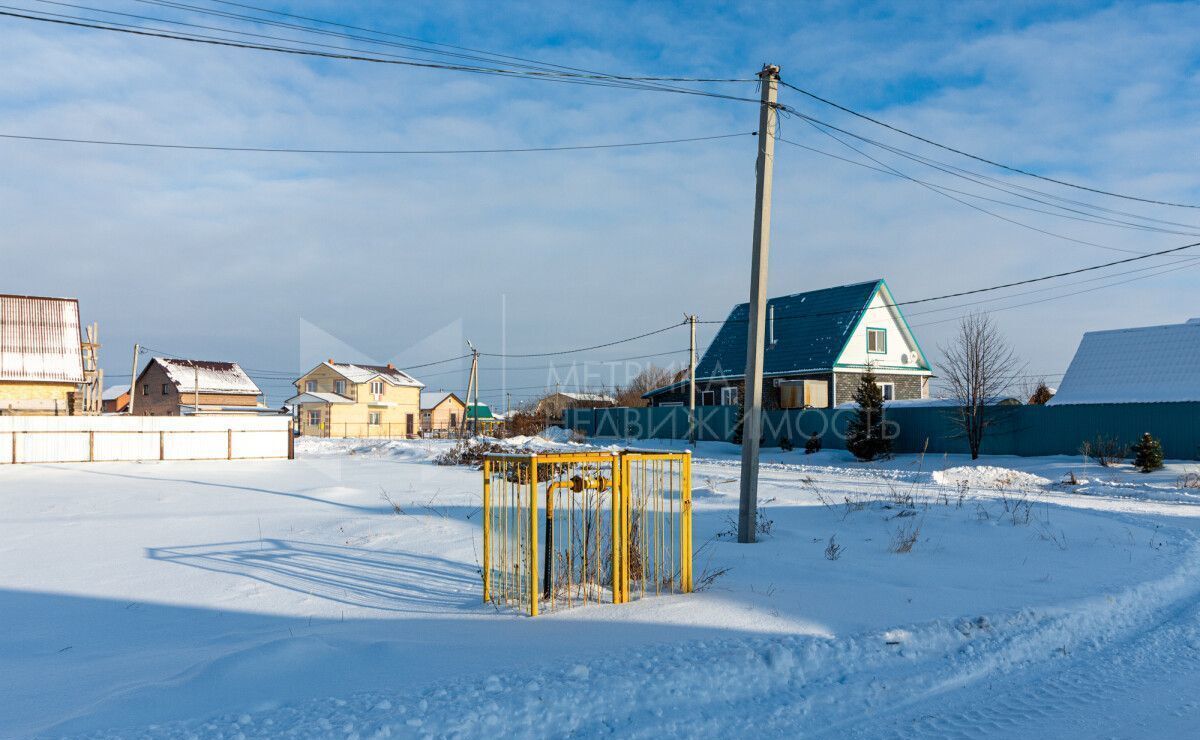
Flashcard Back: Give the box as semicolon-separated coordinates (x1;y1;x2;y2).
645;280;881;397
0;294;85;383
148;358;261;395
1048;320;1200;405
420;391;462;409
324;361;423;388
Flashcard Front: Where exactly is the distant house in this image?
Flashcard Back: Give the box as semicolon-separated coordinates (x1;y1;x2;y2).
534;392;616;417
644;279;933;408
0;294;85;415
133;358;267;415
1048;318;1200;405
289;359;423;437
420;391;466;434
102;384;130;413
465;401;503;434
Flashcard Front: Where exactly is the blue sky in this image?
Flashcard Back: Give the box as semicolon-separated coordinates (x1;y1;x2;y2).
2;1;1198;406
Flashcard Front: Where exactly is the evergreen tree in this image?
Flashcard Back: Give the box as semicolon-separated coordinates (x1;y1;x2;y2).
1132;432;1164;473
845;367;892;461
804;433;822;454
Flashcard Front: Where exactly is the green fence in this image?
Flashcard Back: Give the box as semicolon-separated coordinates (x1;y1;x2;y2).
563;402;1200;460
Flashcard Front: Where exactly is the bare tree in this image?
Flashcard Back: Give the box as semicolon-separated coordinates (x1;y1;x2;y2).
939;313;1024;460
615;365;678;408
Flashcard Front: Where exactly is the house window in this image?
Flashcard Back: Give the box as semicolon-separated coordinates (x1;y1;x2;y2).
876;382;895;401
142;384;148;396
370;380;383;396
701;390;715;406
369;411;381;425
867;327;887;354
162;383;170;395
334;379;346;395
721;387;739;406
449;412;457;428
305;380;317;392
307;410;321;426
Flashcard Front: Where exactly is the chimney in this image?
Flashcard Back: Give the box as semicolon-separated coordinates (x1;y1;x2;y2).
327;358;334;364
387;362;395;370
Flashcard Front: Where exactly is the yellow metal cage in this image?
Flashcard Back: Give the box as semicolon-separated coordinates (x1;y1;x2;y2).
482;450;692;616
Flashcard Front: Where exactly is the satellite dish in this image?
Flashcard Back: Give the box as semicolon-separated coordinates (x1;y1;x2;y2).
901;353;910;364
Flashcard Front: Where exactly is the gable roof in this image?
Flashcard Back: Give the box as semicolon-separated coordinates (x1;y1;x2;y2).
317;361;423;388
1048;319;1200;405
420;391;463;409
145;358;261;395
102;384;129;400
554;392;615;404
465;402;494;420
0;294;85;383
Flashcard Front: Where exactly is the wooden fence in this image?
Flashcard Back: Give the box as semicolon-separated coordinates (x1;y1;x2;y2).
0;416;293;464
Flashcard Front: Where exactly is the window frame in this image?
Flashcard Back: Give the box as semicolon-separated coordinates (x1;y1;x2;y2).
334;379;346;396
721;386;740;406
866;327;888;355
368;411;382;425
701;390;716;406
370;380;384;396
307;410;321;426
162;383;170;395
876;381;895;401
305;380;317;393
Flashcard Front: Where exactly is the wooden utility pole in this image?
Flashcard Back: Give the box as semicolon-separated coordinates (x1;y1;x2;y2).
687;314;698;445
462;342;479;436
737;63;780;544
128;343;140;415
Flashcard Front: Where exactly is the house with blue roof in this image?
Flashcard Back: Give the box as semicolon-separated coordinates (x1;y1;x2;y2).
644;279;934;409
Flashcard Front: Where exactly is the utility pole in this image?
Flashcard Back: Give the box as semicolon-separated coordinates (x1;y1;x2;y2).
128;343;140;415
462;341;479;436
737;63;780;544
687;313;698;446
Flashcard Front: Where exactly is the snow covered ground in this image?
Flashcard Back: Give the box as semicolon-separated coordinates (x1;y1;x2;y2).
3;434;1200;738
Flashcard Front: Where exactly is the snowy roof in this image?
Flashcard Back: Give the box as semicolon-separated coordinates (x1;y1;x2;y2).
420;391;462;409
324;361;423;388
102;384;129;400
1048;319;1200;405
556;392;615;403
147;358;261;395
285;391;353;405
0;294;85;383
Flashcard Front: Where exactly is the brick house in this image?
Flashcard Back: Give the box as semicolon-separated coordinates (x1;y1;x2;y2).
0;294;85;415
102;384;130;413
644;279;934;409
420;391;465;435
288;360;423;438
132;358;266;415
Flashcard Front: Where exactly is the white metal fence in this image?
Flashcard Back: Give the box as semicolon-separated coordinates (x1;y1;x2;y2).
0;416;293;464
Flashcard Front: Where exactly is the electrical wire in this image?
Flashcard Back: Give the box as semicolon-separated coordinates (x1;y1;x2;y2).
778;79;1200;210
477;321;686;358
0;131;754;154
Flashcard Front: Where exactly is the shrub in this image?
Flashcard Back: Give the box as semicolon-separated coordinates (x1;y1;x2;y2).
1080;435;1127;467
824;535;843;560
1027;382;1054;405
1178;471;1200;489
779;435;794;452
1132;432;1164;473
804;433;822;454
889;522;921;553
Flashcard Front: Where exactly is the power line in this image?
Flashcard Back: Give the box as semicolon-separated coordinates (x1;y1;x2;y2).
778;135;1200;239
478;321;686;358
697;239;1200;325
778;79;1200;210
0;8;763;103
0;130;753;154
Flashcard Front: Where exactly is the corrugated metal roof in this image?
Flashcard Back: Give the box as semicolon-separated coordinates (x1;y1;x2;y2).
1048;320;1200;405
150;358;261;395
420;391;461;409
0;294;85;383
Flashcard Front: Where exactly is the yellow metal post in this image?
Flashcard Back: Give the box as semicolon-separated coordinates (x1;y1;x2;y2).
610;453;622;604
528;455;539;617
482;457;491;603
682;452;693;593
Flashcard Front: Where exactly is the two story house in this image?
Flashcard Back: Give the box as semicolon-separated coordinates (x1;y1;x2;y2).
289;360;424;437
644;279;934;408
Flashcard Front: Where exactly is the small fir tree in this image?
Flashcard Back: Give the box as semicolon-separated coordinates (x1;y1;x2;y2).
779;435;794;452
845;367;892;461
804;433;822;454
1132;432;1164;473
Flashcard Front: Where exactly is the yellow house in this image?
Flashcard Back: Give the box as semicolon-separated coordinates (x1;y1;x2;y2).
289;359;424;438
0;294;85;415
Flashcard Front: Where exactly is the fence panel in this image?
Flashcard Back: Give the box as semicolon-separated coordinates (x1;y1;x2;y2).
0;416;292;464
566;402;1200;460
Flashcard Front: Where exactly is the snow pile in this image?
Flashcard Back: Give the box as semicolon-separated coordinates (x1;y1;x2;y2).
933;465;1052;490
293;436;451;462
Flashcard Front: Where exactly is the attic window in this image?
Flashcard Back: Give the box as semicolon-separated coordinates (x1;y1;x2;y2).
867;327;887;354
334;380;346;395
306;380;317;392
